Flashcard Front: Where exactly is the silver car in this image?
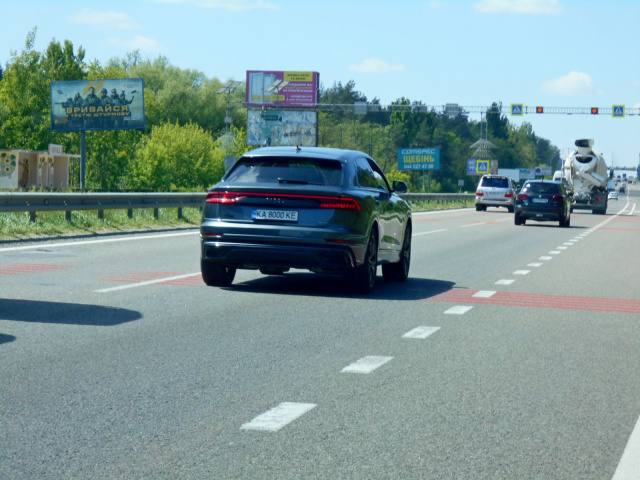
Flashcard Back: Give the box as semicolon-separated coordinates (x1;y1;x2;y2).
200;146;412;294
475;175;517;212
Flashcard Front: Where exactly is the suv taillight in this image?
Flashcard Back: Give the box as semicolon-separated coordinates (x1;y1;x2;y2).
205;192;360;210
476;191;484;196
517;194;529;201
552;194;564;203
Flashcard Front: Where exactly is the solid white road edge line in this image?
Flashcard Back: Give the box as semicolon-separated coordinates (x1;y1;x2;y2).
0;230;199;252
413;229;447;236
95;272;201;293
612;412;640;480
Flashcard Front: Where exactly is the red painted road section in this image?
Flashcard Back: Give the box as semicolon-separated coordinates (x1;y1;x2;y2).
429;289;640;314
0;263;72;275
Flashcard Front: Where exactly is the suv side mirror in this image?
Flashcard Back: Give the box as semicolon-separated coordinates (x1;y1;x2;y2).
393;180;408;193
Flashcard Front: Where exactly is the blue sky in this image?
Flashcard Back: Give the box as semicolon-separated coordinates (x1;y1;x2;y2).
2;0;639;169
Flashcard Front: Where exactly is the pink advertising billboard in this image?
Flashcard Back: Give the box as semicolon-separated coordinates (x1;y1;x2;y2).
246;71;319;108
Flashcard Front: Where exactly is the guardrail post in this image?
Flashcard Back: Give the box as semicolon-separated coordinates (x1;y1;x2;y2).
154;208;159;219
65;211;71;221
29;211;36;223
177;207;183;219
98;210;104;219
127;209;133;218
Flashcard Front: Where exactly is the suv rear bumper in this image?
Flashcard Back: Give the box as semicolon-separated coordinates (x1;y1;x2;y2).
201;240;360;273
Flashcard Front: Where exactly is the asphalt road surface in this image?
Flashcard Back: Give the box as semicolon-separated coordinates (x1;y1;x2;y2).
2;187;639;479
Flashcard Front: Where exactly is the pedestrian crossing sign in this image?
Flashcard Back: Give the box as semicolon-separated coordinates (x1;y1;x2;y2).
511;104;524;116
477;160;490;174
612;105;625;117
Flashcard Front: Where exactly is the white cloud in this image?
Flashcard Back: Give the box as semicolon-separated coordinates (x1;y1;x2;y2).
106;36;162;52
540;71;597;95
146;0;279;11
475;0;564;14
70;8;140;29
349;58;406;74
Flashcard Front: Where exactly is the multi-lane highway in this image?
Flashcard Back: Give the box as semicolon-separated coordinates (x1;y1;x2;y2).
2;187;639;479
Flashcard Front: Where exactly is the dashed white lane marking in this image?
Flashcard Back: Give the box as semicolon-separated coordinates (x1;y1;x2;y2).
495;279;515;285
473;290;496;298
563;242;574;246
240;402;317;432
341;356;394;374
557;246;568;250
403;326;441;339
528;263;543;267
549;250;561;255
513;270;530;275
612;412;640;480
461;222;486;228
445;306;473;315
540;256;553;261
414;229;447;236
95;272;201;292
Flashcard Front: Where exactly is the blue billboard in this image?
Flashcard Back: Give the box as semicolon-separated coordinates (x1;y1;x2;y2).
50;78;145;132
398;148;440;171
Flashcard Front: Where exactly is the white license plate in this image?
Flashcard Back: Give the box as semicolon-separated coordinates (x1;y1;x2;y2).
252;209;299;222
532;198;548;203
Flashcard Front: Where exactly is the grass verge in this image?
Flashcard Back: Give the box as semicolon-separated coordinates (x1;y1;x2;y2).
0;200;475;242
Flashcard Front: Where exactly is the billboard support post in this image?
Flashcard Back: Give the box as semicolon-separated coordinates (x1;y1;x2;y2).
80;130;86;191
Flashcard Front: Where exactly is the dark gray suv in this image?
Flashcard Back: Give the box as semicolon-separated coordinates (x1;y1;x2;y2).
200;146;412;294
514;180;571;227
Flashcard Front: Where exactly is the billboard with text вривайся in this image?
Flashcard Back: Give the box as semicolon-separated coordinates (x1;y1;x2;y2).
246;71;318;108
50;78;145;132
398;148;440;171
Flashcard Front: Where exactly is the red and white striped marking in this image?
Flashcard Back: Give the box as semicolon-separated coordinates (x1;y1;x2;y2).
429;290;640;314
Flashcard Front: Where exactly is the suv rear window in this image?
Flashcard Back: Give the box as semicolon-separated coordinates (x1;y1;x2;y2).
481;177;509;188
523;183;560;194
225;157;343;186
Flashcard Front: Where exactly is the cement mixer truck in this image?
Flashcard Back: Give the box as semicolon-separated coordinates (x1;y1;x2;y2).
553;139;609;215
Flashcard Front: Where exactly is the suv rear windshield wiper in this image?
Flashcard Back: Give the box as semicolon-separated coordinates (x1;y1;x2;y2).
277;178;323;185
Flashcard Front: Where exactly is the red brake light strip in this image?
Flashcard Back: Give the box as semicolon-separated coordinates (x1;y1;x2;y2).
205;192;361;210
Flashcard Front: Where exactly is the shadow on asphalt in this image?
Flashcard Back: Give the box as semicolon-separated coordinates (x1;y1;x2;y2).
0;299;142;326
0;333;17;345
222;274;456;301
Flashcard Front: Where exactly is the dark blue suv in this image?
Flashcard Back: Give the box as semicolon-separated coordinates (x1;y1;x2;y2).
514;180;571;227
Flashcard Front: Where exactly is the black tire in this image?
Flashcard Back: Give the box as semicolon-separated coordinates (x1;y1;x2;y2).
348;230;378;294
201;259;236;287
507;205;514;213
475;205;482;211
559;215;567;227
514;214;522;226
382;223;411;282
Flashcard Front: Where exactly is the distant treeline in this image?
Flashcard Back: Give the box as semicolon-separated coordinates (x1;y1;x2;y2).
0;28;560;192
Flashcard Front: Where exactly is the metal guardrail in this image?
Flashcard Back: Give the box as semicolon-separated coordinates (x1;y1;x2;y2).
0;192;474;221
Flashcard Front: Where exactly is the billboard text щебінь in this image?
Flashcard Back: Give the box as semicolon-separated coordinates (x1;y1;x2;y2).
246;71;318;108
398;148;440;171
50;79;145;132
